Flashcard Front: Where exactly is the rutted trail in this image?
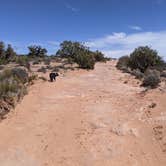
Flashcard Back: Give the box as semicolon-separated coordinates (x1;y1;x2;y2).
0;61;166;166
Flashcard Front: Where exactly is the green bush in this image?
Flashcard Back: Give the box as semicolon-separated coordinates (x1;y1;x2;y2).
11;68;29;84
33;59;40;65
0;81;18;97
0;68;30;118
0;68;29;93
67;57;74;65
0;99;13;118
37;66;47;73
142;69;160;88
28;74;38;84
93;51;106;62
75;53;95;69
28;45;47;57
148;62;166;72
15;56;29;66
39;76;47;81
44;58;51;65
128;46;164;73
52;66;60;72
116;46;166;89
131;69;144;79
0;42;16;65
116;56;130;70
56;41;97;70
46;65;53;70
0;65;4;70
0;58;8;65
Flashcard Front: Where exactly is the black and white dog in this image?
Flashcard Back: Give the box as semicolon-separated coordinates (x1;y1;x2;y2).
49;72;59;82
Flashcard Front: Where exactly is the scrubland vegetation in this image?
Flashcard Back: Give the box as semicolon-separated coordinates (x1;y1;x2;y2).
0;39;166;118
0;40;107;118
116;46;166;88
56;41;107;69
0;40;107;70
0;68;38;119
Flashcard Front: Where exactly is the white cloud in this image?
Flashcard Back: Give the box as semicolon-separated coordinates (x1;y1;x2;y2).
86;31;166;60
129;25;142;31
65;3;79;12
47;41;60;47
102;49;132;58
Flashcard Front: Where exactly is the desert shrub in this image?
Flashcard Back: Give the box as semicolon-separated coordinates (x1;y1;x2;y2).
0;68;30;118
56;41;96;70
44;58;51;65
0;70;13;81
0;82;27;118
93;51;106;62
67;57;74;65
145;69;160;77
5;44;16;61
0;65;4;70
24;62;31;71
116;56;130;70
148;62;166;72
0;81;27;101
0;100;12;118
0;81;18;97
33;59;40;65
51;57;63;63
52;64;75;72
28;45;47;58
1;69;28;91
52;66;60;72
105;57;111;61
15;56;31;71
0;68;29;88
116;47;166;89
28;74;38;84
0;42;17;65
65;66;75;71
75;53;95;69
0;58;8;65
131;69;144;79
11;68;29;83
161;71;166;78
37;66;47;73
39;76;47;81
46;65;53;70
128;46;164;73
52;64;67;72
142;69;160;88
16;57;27;66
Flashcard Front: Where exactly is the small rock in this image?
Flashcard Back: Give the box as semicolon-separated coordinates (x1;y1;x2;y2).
149;102;157;108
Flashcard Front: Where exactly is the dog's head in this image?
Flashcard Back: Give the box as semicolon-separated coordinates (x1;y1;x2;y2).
55;73;59;77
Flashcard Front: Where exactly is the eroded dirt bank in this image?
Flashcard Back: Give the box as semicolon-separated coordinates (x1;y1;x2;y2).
0;61;166;166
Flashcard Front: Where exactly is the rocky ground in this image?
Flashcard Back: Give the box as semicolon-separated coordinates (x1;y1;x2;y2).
0;61;166;166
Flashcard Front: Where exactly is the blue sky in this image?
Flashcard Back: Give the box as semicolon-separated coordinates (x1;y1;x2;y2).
0;0;166;58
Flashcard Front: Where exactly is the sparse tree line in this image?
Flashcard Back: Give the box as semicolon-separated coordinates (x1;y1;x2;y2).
0;41;107;69
116;46;166;89
0;42;16;64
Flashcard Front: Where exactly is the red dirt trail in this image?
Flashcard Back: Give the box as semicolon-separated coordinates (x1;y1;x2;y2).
0;61;166;166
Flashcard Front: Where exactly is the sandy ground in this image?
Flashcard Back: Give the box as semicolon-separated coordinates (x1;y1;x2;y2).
0;61;166;166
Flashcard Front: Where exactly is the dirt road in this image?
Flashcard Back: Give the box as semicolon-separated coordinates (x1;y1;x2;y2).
0;61;166;166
